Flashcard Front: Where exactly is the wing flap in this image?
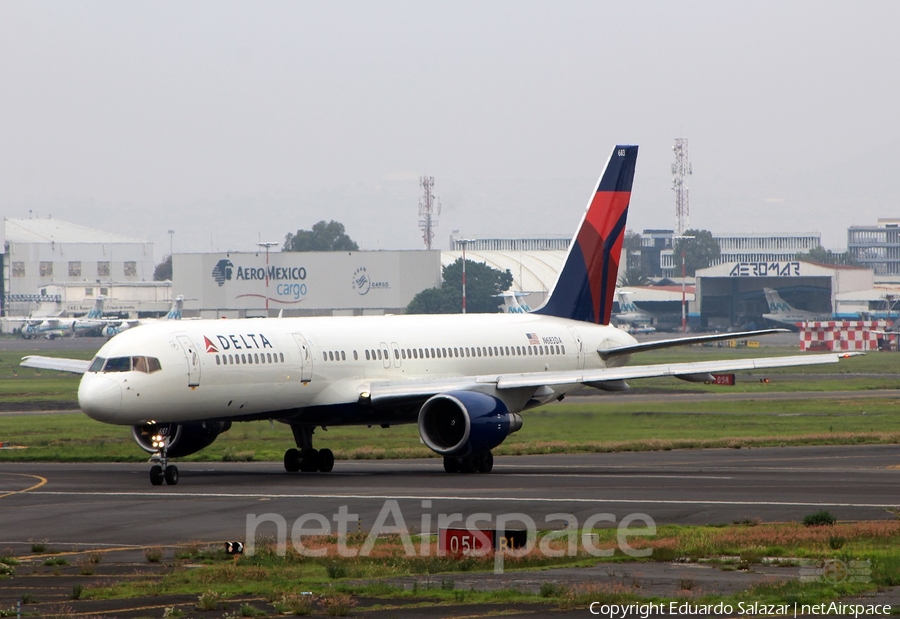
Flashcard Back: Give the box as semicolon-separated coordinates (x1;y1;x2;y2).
20;355;91;374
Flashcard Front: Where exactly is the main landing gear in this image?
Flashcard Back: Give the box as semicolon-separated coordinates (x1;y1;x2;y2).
443;451;493;474
148;434;179;486
284;425;334;473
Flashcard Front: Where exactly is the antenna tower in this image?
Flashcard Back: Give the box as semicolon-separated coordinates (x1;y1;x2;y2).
418;175;441;249
671;138;692;236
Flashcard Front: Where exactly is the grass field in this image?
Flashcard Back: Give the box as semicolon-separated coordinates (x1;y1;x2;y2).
1;341;899;462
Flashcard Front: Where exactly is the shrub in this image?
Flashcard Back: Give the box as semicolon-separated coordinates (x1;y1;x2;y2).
196;590;223;611
326;562;347;579
320;593;357;617
803;510;837;527
144;547;164;563
828;535;846;550
71;585;83;600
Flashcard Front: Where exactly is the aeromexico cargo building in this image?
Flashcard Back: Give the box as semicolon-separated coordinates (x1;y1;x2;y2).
173;251;442;318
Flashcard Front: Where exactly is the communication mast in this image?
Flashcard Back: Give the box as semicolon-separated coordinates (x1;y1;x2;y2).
418;175;441;250
671;138;692;236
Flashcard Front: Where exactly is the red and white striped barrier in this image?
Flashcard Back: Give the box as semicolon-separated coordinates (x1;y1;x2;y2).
799;320;891;351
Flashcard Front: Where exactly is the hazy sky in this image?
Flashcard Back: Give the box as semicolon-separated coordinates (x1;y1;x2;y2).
2;1;898;261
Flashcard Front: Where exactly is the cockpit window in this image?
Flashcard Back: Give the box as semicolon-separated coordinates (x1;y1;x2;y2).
88;357;106;373
146;357;161;373
103;357;132;372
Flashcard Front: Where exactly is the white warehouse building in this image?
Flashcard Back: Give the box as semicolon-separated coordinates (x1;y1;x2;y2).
2;218;162;318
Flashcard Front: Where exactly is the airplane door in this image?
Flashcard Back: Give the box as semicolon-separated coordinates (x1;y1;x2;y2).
176;335;201;387
567;326;585;370
390;342;402;368
292;333;313;382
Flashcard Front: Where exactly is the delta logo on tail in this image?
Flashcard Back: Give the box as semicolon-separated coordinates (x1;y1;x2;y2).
535;145;637;325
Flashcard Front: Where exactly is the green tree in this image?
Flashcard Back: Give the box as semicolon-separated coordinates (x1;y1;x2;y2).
673;229;720;276
795;246;859;266
406;259;514;314
617;266;650;287
153;255;172;281
283;220;359;252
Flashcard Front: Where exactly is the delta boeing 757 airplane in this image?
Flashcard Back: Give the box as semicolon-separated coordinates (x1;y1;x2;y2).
22;145;857;486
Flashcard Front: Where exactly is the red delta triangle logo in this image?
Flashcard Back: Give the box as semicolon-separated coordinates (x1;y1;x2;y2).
203;336;218;353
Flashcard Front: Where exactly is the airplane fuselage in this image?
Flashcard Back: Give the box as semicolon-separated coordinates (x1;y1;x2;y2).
78;313;637;427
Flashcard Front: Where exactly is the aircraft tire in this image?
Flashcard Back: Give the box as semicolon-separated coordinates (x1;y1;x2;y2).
284;448;302;472
150;465;164;486
164;465;179;485
443;456;460;473
460;455;479;474
299;449;319;473
318;448;335;472
478;452;494;473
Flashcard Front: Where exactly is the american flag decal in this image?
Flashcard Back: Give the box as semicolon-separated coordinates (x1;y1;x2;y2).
526;333;540;346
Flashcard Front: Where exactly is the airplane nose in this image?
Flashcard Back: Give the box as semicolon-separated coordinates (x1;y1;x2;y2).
78;375;123;422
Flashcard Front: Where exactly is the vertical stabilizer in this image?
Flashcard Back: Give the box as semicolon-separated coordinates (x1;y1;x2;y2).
763;288;791;314
166;296;184;320
86;297;105;319
534;145;638;324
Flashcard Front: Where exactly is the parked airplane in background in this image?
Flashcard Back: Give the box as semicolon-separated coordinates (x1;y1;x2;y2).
497;292;532;314
612;290;664;328
21;297;108;339
762;288;832;326
101;296;185;337
22;145;858;486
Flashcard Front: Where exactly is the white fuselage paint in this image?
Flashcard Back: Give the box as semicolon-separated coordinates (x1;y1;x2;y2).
78;314;637;427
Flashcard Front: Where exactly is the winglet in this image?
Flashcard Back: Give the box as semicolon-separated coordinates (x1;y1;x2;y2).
534;145;638;324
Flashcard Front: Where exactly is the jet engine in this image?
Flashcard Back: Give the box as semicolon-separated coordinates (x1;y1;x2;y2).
417;391;522;457
131;421;232;457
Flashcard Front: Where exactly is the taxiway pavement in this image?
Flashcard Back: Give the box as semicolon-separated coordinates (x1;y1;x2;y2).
1;445;897;549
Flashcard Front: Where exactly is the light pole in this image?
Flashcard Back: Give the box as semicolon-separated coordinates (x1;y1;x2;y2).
461;239;468;314
674;235;695;333
258;242;278;317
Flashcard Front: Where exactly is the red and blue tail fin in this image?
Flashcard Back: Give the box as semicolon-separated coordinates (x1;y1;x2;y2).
534;145;637;324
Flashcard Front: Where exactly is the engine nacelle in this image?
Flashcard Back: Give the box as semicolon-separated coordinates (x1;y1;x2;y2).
131;421;231;457
417;391;523;457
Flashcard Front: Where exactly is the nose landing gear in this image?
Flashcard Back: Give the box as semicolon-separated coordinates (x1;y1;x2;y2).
148;433;179;486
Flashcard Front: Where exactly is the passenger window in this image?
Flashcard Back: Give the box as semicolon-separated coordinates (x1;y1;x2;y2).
216;355;220;365
266;353;272;363
394;349;400;359
365;350;370;361
104;357;131;372
413;349;418;359
280;353;284;362
353;351;358;361
88;357;106;373
341;351;346;361
561;345;566;354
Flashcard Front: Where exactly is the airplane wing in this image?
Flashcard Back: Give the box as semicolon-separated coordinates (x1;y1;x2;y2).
365;351;858;405
598;328;789;359
20;356;91;374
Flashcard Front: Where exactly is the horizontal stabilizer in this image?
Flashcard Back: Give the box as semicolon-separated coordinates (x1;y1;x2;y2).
597;328;790;359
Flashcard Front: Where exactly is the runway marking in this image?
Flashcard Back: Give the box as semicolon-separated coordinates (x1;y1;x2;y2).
0;473;47;499
503;474;734;480
28;490;898;509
